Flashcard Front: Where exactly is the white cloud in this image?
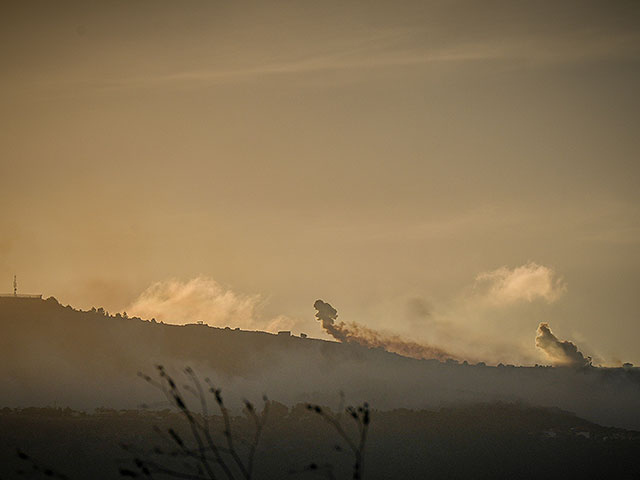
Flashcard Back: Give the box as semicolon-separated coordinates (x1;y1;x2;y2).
474;262;566;306
125;276;294;333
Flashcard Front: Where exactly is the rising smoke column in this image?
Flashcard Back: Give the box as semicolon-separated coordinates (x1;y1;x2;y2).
535;322;591;367
314;299;453;361
313;299;347;342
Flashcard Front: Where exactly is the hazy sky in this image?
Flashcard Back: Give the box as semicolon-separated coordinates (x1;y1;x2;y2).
1;0;639;365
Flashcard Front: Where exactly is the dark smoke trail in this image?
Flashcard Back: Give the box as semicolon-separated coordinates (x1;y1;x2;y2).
535;322;591;367
314;299;454;362
313;299;347;342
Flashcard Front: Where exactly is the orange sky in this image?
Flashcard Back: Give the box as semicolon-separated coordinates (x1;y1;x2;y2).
1;0;639;365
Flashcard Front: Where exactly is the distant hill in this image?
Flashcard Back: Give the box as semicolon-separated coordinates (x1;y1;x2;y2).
1;297;639;430
0;295;410;377
1;404;639;479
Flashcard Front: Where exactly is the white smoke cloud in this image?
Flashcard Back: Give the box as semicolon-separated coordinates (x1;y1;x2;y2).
536;322;591;367
125;276;295;333
474;262;566;306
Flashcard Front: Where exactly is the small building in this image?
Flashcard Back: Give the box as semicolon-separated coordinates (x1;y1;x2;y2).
277;330;291;337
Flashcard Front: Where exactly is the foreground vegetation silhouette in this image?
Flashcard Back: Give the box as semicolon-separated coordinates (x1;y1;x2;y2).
7;400;640;479
116;366;370;480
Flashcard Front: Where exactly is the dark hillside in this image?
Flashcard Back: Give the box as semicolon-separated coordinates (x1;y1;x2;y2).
0;296;410;379
1;297;639;430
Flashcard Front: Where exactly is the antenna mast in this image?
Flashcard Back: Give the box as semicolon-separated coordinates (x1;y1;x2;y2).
13;275;17;296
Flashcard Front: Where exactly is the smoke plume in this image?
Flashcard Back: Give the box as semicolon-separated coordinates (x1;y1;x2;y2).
535;322;591;367
475;262;566;305
314;299;453;361
126;277;294;332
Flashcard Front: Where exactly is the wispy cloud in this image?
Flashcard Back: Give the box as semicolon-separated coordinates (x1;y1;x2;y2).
82;46;495;92
91;30;640;89
20;17;639;96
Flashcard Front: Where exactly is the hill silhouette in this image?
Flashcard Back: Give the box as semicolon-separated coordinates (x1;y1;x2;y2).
1;297;639;430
